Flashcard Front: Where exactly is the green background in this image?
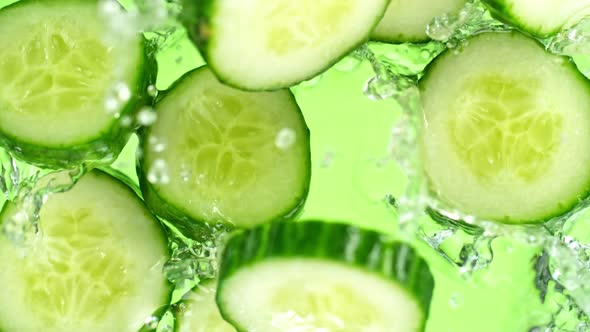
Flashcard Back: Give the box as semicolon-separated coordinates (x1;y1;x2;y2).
0;0;559;331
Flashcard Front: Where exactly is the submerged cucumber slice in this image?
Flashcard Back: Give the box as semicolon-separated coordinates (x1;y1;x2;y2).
139;66;310;229
217;221;434;332
482;0;590;38
371;0;466;43
0;170;170;331
181;0;390;90
176;280;234;332
420;31;590;224
0;0;153;168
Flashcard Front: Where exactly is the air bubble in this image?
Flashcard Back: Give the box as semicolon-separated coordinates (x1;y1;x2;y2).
275;128;296;149
147;85;158;97
143;315;159;329
137;107;158;126
147;159;170;184
148;136;167;152
449;292;463;309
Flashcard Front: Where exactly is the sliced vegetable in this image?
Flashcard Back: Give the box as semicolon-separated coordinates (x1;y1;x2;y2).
0;0;154;168
420;31;590;224
176;279;235;332
482;0;590;38
217;221;434;332
181;0;390;90
0;170;170;331
139;66;310;229
371;0;467;43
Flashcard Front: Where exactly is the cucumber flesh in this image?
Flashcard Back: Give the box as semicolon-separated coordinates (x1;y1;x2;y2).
420;31;590;224
0;0;150;168
139;66;310;228
0;171;170;332
371;0;466;43
217;221;434;332
482;0;590;37
176;280;234;332
181;0;389;90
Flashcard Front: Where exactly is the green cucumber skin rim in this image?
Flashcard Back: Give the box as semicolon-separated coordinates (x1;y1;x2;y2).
180;0;392;91
0;168;173;332
137;66;311;233
480;0;561;38
0;0;158;169
370;32;432;45
419;30;590;225
217;221;434;332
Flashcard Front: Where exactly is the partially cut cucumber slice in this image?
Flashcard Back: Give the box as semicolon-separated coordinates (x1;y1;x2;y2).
217;221;434;332
420;31;590;224
139;66;310;229
0;170;170;331
482;0;590;38
371;0;467;43
176;280;234;332
181;0;390;90
0;0;154;168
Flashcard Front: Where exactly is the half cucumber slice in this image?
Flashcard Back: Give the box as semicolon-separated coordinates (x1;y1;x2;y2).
0;0;154;168
0;170;170;332
482;0;590;38
176;280;234;332
217;221;434;332
181;0;390;90
420;31;590;224
139;66;310;229
371;0;467;43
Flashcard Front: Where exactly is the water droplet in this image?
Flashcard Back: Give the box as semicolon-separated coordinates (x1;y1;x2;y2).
115;82;131;102
147;84;158;97
449;292;463;309
275;128;296;149
147;159;170;184
137;107;158;126
119;115;133;127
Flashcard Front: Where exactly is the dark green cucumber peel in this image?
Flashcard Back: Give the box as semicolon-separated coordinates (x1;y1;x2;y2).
137;66;311;233
419;31;590;225
480;0;559;38
0;0;158;169
179;0;392;91
217;221;435;332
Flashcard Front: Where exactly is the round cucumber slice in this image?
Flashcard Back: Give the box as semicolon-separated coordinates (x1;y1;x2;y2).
139;66;310;229
420;31;590;224
482;0;590;38
371;0;467;43
217;221;434;332
0;0;155;168
180;0;390;90
0;170;171;332
176;280;234;332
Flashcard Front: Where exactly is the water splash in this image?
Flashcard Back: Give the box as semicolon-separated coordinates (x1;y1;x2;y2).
0;148;85;247
546;18;590;57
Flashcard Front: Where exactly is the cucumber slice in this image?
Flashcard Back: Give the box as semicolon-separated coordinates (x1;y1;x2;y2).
180;0;390;90
176;280;235;332
0;170;170;331
139;66;310;229
0;0;154;168
371;0;467;43
420;31;590;224
482;0;590;38
217;221;434;332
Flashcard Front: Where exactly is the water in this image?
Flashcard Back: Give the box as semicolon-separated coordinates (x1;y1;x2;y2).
1;0;590;331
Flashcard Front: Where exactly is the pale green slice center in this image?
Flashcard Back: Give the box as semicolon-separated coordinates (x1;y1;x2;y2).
270;283;378;330
450;74;562;182
176;90;274;196
263;0;355;55
21;208;132;327
0;21;112;116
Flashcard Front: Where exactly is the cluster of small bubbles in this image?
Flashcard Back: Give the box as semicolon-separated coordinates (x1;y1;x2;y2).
148;136;167;152
275;128;297;149
147;159;170;184
137;107;158;126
